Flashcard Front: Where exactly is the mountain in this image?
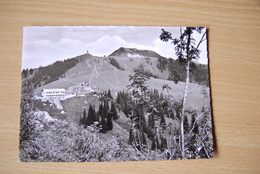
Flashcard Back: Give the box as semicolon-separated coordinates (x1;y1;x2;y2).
22;47;209;96
109;47;164;59
21;47;210;128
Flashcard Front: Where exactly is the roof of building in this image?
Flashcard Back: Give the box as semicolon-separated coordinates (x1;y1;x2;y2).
42;88;66;92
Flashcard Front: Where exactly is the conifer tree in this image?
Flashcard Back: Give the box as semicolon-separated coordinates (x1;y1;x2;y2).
95;112;100;123
111;101;118;119
98;103;104;118
123;96;129;116
103;101;109;118
116;92;122;111
147;115;155;140
107;112;113;130
100;117;108;132
108;89;112;99
86;105;95;126
128;126;134;145
81;108;87;127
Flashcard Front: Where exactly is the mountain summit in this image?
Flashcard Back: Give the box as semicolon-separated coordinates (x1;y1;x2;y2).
109;47;164;58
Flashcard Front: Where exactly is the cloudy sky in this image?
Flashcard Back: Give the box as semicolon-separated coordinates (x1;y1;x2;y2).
22;26;208;69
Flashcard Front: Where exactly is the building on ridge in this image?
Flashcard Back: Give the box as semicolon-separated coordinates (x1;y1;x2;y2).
42;88;66;100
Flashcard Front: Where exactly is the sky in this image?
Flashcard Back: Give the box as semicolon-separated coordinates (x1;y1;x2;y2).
22;26;208;70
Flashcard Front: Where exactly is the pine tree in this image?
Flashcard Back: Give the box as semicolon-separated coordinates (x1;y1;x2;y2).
107;112;113;130
116;91;122;103
147;115;155;140
108;89;112;99
103;101;109;118
95;112;100;123
123;96;129;116
128;126;134;145
100;117;108;132
98;103;104;118
81;108;87;127
151;139;156;150
86;105;95;126
116;92;122;111
29;68;34;75
111;101;118;119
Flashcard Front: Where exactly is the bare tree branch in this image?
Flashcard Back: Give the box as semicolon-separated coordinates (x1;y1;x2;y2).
189;111;207;134
188;31;206;60
200;139;210;158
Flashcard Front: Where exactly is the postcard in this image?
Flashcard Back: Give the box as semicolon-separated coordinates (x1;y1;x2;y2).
19;26;214;162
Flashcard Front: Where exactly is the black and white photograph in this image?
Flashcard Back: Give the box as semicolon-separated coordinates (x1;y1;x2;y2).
19;26;214;162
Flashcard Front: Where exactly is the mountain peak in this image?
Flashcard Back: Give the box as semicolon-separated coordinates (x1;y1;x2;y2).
109;47;164;59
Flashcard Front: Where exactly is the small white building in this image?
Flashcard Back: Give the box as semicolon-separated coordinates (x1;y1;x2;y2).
42;88;66;100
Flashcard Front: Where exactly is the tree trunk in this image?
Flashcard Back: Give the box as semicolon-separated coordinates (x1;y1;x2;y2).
180;59;190;159
180;27;192;159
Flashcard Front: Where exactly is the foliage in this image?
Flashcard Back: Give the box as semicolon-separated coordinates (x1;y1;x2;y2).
160;27;210;159
111;101;118;119
19;84;36;144
157;57;168;72
107;112;113;130
20;33;213;161
128;65;150;104
22;58;78;88
80;108;87;127
19;111;120;162
20;110;176;162
127;65;151;151
109;57;124;70
86;105;96;126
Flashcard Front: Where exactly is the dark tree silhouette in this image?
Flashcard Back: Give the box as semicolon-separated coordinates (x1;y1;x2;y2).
81;108;87;127
108;89;112;99
109;57;124;70
19;83;35;143
107;112;113;130
100;117;108;132
111;101;118;119
103;101;109;118
86;105;96;126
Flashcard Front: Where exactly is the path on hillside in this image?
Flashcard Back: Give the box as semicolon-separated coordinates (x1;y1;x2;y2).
87;60;119;90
